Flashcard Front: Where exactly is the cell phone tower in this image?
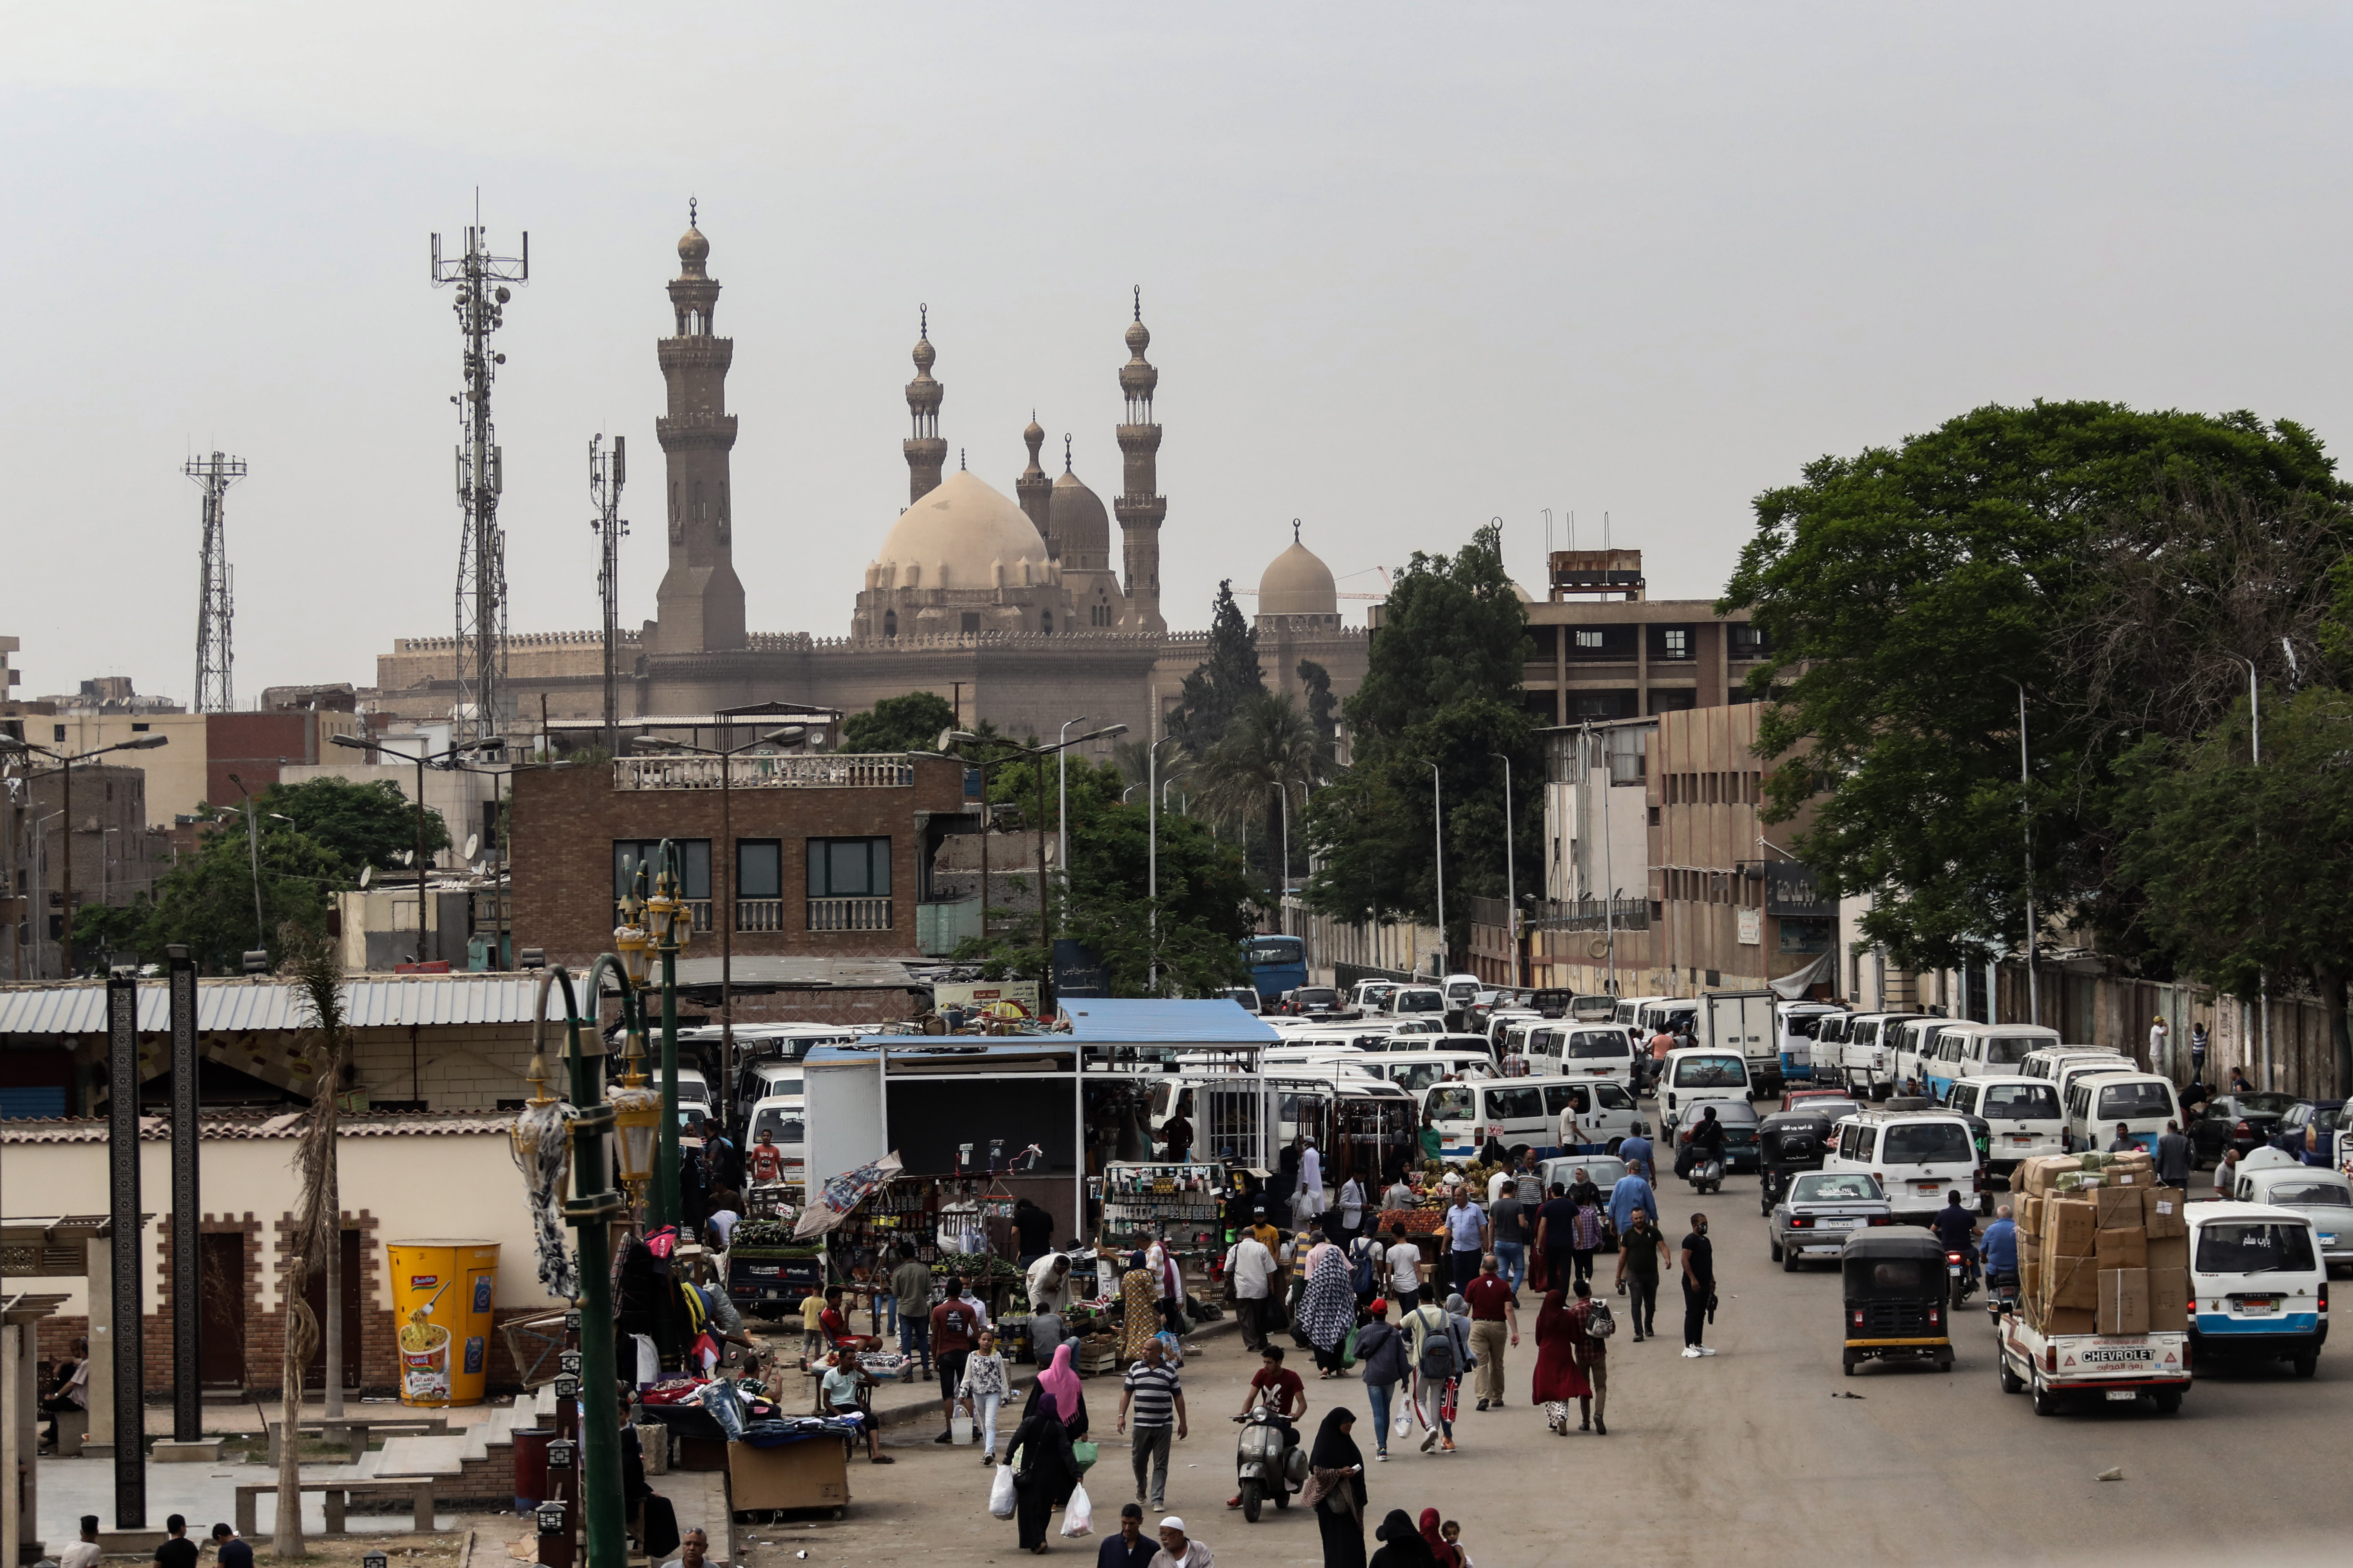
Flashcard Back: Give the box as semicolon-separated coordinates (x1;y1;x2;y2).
431;210;528;749
185;451;248;713
589;433;628;756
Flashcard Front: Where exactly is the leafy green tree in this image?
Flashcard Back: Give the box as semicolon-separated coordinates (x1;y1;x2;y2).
1166;582;1264;750
264;776;450;878
1721;400;2352;971
1187;692;1326;889
843;690;960;753
1297;659;1338;765
77;819;343;974
2123;689;2353;1090
1345;525;1530;739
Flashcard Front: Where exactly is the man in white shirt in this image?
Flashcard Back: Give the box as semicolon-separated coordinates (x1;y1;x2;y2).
1384;1220;1426;1314
1227;1232;1276;1352
61;1516;103;1568
1381;1175;1417;1211
1025;1252;1075;1315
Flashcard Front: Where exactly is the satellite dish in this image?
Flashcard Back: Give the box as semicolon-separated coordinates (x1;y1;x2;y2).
359;864;373;889
397;850;414;866
937;728;958;753
464;833;480;860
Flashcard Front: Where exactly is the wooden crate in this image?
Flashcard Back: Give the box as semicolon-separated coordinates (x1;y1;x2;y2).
727;1437;851;1516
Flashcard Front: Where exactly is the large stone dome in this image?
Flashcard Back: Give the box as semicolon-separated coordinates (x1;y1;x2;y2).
1258;537;1339;619
872;469;1050;591
1048;469;1113;572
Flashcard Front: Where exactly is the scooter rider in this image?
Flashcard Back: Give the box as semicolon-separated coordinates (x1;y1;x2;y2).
1679;1106;1726;1183
1981;1203;2018;1296
1931;1190;1981;1288
1226;1346;1307;1511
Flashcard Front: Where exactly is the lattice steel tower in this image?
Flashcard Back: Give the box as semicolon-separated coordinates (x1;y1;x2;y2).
431;216;528;746
589;433;628;754
185;451;247;713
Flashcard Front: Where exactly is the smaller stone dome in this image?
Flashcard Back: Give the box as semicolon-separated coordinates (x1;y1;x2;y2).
1126;318;1150;354
1259;535;1339;619
678;225;709;274
913;336;937;372
1024;412;1045;444
1049;469;1113;571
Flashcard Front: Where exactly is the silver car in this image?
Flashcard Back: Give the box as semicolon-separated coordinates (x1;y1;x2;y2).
1769;1171;1893;1271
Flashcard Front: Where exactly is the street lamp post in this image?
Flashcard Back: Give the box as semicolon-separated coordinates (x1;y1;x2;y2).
2005;682;2038;1027
629;728;807;1136
331;733;503;966
224;775;293;951
1422;760;1445;975
2227;653;2269;1083
1491;753;1516;988
1147;737;1181;993
642;842;695;1230
0;732;169;976
1057;716;1087;902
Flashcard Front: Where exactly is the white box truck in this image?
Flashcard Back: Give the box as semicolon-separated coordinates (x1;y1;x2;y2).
1702;989;1780;1096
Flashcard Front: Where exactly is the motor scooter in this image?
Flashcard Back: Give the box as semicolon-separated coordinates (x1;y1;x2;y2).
1230;1399;1307;1522
1984;1268;2019;1325
1944;1247;1979;1311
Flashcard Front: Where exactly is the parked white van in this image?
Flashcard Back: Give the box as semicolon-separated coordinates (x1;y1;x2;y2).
1835;1013;1926;1099
1888;1019;1954;1096
1539;1078;1643;1150
2064;1071;2181;1155
2052;1058;2140;1143
743;1093;809;1192
1776;1002;1843;1084
1656;1047;1752;1129
1424;1078;1559;1159
1365;1051;1497;1095
1822;1109;1984;1219
2187;1202;2329;1376
1927;1022;2065;1100
1944;1075;2065;1178
2020;1045;2124;1085
1614;995;1668;1030
1527;1023;1638;1086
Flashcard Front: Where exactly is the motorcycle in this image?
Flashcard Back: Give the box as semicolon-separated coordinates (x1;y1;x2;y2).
1687;1155;1724;1195
1984;1267;2019;1324
1945;1248;1979;1312
1230;1401;1307;1523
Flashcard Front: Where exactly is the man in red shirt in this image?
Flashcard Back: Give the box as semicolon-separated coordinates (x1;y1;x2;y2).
928;1273;981;1445
747;1130;785;1184
1462;1253;1519;1411
1226;1347;1305;1510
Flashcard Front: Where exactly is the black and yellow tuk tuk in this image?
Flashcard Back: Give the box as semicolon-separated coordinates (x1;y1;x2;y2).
1839;1229;1954;1376
1757;1107;1840;1215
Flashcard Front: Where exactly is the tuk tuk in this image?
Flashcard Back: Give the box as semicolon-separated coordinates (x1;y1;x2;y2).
1840;1229;1954;1376
1758;1107;1842;1215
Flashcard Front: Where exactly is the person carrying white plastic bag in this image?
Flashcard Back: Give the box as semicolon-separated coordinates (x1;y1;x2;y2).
988;1459;1017;1519
1059;1479;1095;1538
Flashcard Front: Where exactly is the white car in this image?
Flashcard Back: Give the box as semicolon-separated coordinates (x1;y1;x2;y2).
1822;1109;1983;1219
1656;1047;1751;1129
1944;1075;2064;1179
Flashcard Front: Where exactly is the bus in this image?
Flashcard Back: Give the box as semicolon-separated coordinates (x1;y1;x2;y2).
1241;935;1308;1005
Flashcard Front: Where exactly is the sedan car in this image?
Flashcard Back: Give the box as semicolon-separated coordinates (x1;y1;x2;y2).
2189;1092;2302;1166
1769;1171;1894;1270
1281;986;1346;1018
2237;1166;2353;1272
1781;1087;1859;1115
2271;1100;2347;1166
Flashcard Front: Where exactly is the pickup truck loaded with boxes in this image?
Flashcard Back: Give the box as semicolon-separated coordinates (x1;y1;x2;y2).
1998;1150;2192;1416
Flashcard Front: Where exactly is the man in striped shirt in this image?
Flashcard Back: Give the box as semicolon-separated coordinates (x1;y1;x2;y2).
1117;1339;1189;1512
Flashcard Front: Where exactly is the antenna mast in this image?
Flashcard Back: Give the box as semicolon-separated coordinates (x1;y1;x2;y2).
589;434;628;756
185;451;247;713
431;216;528;750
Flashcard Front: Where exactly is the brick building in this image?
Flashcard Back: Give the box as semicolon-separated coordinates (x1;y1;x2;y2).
0;763;172;983
509;751;968;967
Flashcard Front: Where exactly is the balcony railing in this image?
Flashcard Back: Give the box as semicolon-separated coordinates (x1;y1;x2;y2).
614;754;917;791
808;897;894;932
736;898;786;932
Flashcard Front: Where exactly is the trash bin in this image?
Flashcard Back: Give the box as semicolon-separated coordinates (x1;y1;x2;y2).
512;1428;552;1512
386;1238;501;1406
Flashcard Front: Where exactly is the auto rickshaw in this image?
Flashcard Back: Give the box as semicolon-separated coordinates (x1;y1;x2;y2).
1839;1229;1954;1376
1758;1107;1840;1215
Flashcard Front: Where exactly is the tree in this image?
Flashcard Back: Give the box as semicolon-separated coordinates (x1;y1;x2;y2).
1297;659;1338;765
1345;524;1530;740
272;925;348;1557
74;818;344;973
843;690;960;753
2123;689;2353;1090
1187;693;1327;889
1720;399;2353;971
1166;581;1264;750
265;775;451;878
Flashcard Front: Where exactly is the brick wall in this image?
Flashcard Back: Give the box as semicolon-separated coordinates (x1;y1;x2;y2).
509;754;964;967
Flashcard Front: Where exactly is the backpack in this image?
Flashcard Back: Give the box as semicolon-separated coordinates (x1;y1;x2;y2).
1414;1307;1461;1380
1349;1240;1379;1298
1584;1299;1618;1341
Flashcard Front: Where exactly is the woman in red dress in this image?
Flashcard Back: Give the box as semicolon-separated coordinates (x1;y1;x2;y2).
1530;1286;1590;1435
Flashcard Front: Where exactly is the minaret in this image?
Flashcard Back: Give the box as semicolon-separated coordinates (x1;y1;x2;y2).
1017;412;1053;555
904;307;946;503
1114;287;1167;635
649;202;747;654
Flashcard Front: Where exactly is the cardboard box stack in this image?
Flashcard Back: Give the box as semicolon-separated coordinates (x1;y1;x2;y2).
2014;1152;2189;1338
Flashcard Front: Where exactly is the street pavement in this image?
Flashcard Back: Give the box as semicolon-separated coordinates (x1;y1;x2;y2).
737;1160;2349;1567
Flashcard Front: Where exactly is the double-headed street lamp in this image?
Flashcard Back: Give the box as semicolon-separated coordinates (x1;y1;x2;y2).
941;724;1127;1011
628;726;808;1139
330;732;504;965
0;731;169;975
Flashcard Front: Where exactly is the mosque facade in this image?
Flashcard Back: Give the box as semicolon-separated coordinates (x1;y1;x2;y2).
370;218;1368;748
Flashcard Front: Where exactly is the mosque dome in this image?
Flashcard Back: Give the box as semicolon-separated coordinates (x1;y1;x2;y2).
1048;469;1113;571
678;225;709;274
1259;535;1338;619
872;469;1049;590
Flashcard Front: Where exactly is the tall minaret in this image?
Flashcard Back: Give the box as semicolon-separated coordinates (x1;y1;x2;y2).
1114;287;1167;635
904;307;946;503
650;202;747;654
1017;412;1054;554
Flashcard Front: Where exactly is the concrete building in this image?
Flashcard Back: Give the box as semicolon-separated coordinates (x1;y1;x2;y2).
368;215;1368;754
507;749;969;968
1519;549;1767;724
0;764;171;983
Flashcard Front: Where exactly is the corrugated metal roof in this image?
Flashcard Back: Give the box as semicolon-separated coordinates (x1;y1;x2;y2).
671;956;920;990
0;1112;515;1143
0;976;567;1036
1055;999;1280;1044
811;1040;1077;1065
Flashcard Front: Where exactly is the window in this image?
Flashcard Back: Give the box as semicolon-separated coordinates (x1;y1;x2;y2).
2195;1221;2316;1274
960;612;981;634
737;840;783;898
1672;1056;1747;1089
1042;609;1053;635
2268;1182;2353;1207
1948;1085;1976;1115
1486;1086;1544;1121
1729;623;1768;659
2096;1082;2174;1120
1542;1084;1590;1115
1429;1086;1476;1121
1566;1031;1628;1059
883;609;898;637
1983;1084;2060;1120
1574;628;1603;648
1595;1082;1635;1110
1985;1036;2036;1065
613;839;710;902
1882;1122;1972;1163
807;836;892;898
1651;626;1693;661
1794;1173;1882;1203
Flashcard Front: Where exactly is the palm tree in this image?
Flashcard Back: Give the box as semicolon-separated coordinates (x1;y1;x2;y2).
1187;692;1328;892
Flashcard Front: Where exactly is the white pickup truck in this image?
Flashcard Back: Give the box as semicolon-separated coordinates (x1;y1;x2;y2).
1994;1314;2190;1417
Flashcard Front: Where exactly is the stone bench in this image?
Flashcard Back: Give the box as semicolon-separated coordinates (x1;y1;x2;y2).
264;1417;450;1463
232;1479;437;1537
49;1406;89;1457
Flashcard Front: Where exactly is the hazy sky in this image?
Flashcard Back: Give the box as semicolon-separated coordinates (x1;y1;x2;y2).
7;4;2352;704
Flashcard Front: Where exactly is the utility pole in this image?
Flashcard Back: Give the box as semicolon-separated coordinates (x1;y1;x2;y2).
433;209;528;751
1492;752;1516;987
2010;682;2037;1026
590;435;628;757
186;451;247;714
1423;761;1445;974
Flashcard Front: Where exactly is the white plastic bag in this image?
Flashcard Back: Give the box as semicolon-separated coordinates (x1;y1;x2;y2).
988;1463;1017;1519
1393;1406;1412;1440
1059;1480;1095;1537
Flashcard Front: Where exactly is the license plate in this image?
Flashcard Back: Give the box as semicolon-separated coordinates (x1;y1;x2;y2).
2009;1134;2033;1146
1915;1181;1940;1192
2104;1390;2138;1402
1820;1217;1857;1229
2242;1299;2279;1315
2323;1234;2339;1245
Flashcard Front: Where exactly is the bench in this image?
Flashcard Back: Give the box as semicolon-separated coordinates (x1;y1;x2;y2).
50;1406;89;1457
264;1417;450;1463
232;1479;437;1536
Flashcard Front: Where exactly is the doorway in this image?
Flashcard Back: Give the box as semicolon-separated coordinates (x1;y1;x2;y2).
197;1232;248;1387
302;1228;365;1392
